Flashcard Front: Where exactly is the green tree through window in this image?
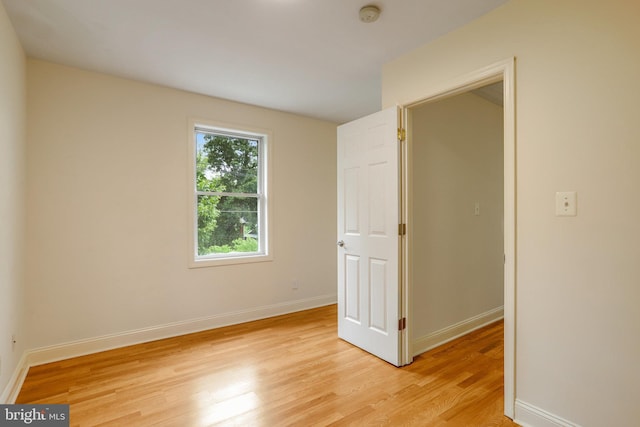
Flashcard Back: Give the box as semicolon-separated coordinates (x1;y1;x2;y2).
195;129;264;257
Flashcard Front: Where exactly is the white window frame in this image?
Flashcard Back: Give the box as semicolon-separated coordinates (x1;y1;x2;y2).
188;118;272;268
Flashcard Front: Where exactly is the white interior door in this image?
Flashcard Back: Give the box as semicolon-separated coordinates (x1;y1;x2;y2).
337;106;402;366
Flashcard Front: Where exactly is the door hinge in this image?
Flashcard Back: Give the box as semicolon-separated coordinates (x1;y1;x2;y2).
397;127;406;142
398;223;406;236
398;317;406;331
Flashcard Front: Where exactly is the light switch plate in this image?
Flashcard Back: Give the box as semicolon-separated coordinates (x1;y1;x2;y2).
556;191;577;216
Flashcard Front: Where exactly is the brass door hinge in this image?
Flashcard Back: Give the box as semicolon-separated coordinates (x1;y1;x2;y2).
398;223;406;236
397;127;406;142
398;317;406;331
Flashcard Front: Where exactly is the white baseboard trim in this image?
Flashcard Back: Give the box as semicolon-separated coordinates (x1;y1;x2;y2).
27;294;337;367
412;306;504;356
515;399;581;427
0;353;29;404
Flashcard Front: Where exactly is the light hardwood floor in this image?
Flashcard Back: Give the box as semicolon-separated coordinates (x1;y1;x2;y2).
17;305;518;426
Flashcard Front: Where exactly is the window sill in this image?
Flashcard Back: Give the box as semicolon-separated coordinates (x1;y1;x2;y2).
188;253;273;268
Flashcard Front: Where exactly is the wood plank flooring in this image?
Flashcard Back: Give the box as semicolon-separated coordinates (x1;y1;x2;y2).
17;305;518;426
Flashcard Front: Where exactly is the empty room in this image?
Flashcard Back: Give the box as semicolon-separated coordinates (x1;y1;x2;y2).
1;1;639;426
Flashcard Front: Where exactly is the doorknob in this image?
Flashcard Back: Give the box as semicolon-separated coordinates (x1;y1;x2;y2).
337;240;345;247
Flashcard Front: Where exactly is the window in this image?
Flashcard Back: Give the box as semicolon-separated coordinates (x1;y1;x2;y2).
189;122;270;267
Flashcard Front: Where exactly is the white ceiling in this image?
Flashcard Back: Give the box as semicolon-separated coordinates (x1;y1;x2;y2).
2;0;508;123
473;81;504;106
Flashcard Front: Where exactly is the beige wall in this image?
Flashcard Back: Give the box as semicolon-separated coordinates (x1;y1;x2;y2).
383;0;640;424
411;92;503;339
25;59;337;350
0;2;27;398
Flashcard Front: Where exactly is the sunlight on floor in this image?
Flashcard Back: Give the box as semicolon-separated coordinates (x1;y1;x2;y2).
197;368;260;425
200;391;260;425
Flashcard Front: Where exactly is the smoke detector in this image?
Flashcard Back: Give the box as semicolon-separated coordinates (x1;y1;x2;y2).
359;5;381;23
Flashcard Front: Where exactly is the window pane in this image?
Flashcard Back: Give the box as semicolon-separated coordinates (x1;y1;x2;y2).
197;195;259;256
196;132;258;194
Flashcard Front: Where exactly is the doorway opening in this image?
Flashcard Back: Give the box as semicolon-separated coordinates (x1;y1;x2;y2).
400;59;516;417
408;81;504;356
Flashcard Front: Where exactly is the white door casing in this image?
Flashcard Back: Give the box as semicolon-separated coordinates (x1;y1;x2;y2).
337;106;402;366
400;58;516;418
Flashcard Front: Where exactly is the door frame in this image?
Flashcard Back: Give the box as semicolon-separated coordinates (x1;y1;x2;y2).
399;58;516;418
